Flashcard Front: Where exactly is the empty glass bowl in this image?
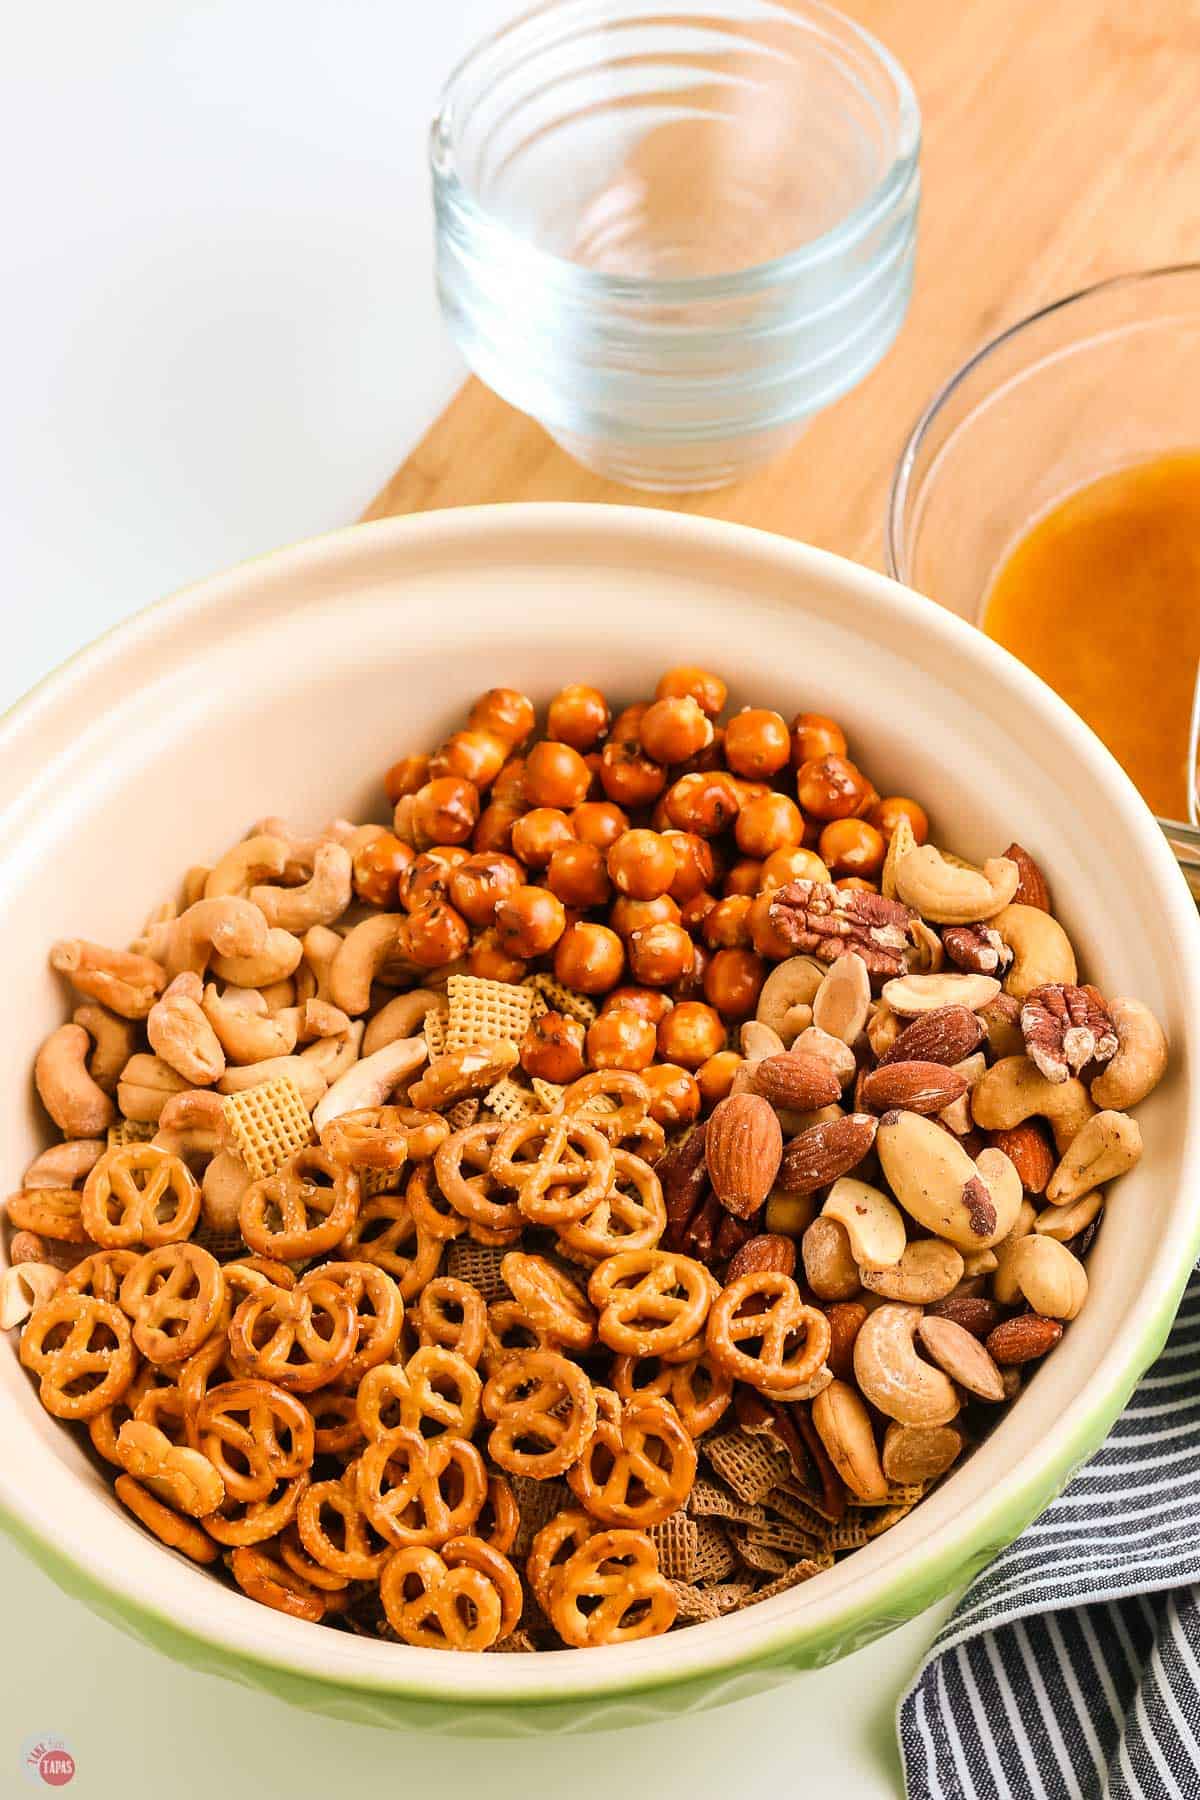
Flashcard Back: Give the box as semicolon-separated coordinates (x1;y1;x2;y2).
430;0;920;492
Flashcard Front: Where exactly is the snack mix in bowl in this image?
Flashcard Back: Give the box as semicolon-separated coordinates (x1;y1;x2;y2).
3;669;1168;1653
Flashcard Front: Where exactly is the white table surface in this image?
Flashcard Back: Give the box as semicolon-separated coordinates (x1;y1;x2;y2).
0;5;954;1793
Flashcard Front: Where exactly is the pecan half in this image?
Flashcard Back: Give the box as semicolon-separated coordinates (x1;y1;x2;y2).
657;1123;710;1251
768;881;915;979
1021;983;1118;1083
1003;842;1051;912
942;922;1013;976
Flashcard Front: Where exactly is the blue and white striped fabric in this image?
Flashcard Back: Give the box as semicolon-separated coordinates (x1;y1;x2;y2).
899;1270;1200;1799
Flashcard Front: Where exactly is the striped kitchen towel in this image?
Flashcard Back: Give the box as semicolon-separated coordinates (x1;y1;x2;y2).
899;1267;1200;1800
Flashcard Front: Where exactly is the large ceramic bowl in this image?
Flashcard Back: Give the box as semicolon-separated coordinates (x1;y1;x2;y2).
2;505;1197;1735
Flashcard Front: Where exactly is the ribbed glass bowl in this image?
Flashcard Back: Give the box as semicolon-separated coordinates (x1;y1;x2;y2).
430;0;920;491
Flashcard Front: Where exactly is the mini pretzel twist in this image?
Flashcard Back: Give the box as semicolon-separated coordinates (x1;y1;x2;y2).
481;1349;598;1479
61;1249;140;1304
6;1188;88;1243
567;1395;697;1528
355;1347;482;1443
119;1243;226;1365
442;1535;523;1639
556;1149;666;1262
297;1472;391;1581
588;1249;714;1356
500;1253;596;1351
230;1544;329;1623
705;1271;833;1396
549;1528;677;1648
356;1428;486;1548
239;1147;359;1261
20;1290;136;1420
114;1474;218;1564
196;1377;315;1502
489;1117;615;1228
201;1472;310;1547
379;1543;503;1651
666;1352;734;1438
228;1278;357;1393
81;1145;201;1249
433;1123;523;1237
301;1260;404;1383
415;1276;487;1364
526;1509;596;1613
337;1192;443;1298
404;1162;468;1242
559;1071;652;1144
476;1474;520;1556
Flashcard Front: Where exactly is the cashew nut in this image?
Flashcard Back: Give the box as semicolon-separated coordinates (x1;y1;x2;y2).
130;899;176;962
991;1199;1038;1303
218;1055;327;1112
853;1302;960;1426
293;1000;353;1043
1005;1234;1088;1320
49;939;165;1019
312;1035;428;1131
116;1053;191;1123
801;1216;861;1301
22;1139;105;1191
0;1262;62;1331
151;1088;226;1173
259;978;298;1015
906;918;946;975
1090;997;1168;1110
202;984;299;1065
979;996;1025;1060
754;956;824;1047
882;1421;964;1484
250;841;354;932
811;953;871;1046
739;1019;786;1063
970;1055;1096;1154
881;972;1001;1016
822;1178;906;1271
71;1005;137;1096
202;1150;255;1234
861;1238;964;1303
147;973;226;1086
866;1001;902;1061
990;904;1077;1000
790;1026;856;1089
1035;1188;1103;1241
300;1021;365;1085
1045;1109;1142;1205
295;925;343;1006
894;845;1019;923
811;1379;889;1501
204;834;290;899
960;1247;999;1278
209;927;303;989
939;1051;987;1136
362;989;443;1058
165;897;269;981
876;1111;1021;1250
881;814;918;901
35;1024;116;1136
329;915;410;1016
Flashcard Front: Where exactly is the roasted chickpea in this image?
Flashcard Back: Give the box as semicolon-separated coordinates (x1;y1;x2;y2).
796;755;872;821
383;753;430;805
642;1062;702;1127
469;688;536;748
411;777;480;847
637;695;714;766
401;901;471;968
627;921;694;987
722;859;764;897
702;895;753;949
351;829;414;907
554;922;625;994
492;758;527;806
520;1011;587;1084
523;741;592;811
673;938;710;1002
494;885;567;958
662;771;741;837
656;1000;725;1069
836;876;879;893
599;986;674;1025
448;852;524;926
571;800;629;850
760;845;831;889
609;894;680;939
429;729;509;789
735;792;804;858
818;817;887;879
747;890;795;960
546;684;611;751
790;712;847;768
610;702;650;740
606;829;677;900
510;807;576;869
580;1009;653;1072
676;725;727;775
655;666;727;719
473;801;522;854
697;1050;744;1106
680;891;718;932
399;847;470;912
664;831;715;903
544;841;611;908
723;707;791;778
869;795;930;844
467;929;527;985
599;737;668;808
703;946;766;1017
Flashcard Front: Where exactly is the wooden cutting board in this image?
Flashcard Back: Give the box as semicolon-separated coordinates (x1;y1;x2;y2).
365;0;1200;566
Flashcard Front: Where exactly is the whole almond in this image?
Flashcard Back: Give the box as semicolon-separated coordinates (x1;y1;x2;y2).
985;1313;1064;1365
859;1060;969;1116
750;1050;842;1113
989;1121;1055;1194
777;1112;877;1196
878;1005;986;1068
926;1295;1003;1339
726;1232;797;1282
705;1093;783;1219
825;1300;868;1381
1004;842;1051;912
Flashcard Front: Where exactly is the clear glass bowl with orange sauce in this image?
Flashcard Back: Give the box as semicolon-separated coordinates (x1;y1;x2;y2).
886;265;1200;896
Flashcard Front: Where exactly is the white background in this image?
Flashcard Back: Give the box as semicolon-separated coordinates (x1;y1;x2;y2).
0;5;951;1793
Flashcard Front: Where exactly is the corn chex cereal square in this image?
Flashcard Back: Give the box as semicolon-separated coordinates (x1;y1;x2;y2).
221;1075;314;1182
526;972;597;1026
444;1238;509;1302
649;1511;699;1581
445;975;534;1052
703;1426;791;1505
107;1118;155;1148
422;1005;448;1058
747;1559;829;1606
485;1076;540;1123
692;1518;738;1584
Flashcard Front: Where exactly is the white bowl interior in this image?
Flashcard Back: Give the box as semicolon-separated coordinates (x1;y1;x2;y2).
1;504;1196;1710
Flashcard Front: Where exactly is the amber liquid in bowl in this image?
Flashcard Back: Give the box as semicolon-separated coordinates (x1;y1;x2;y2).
984;451;1200;821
